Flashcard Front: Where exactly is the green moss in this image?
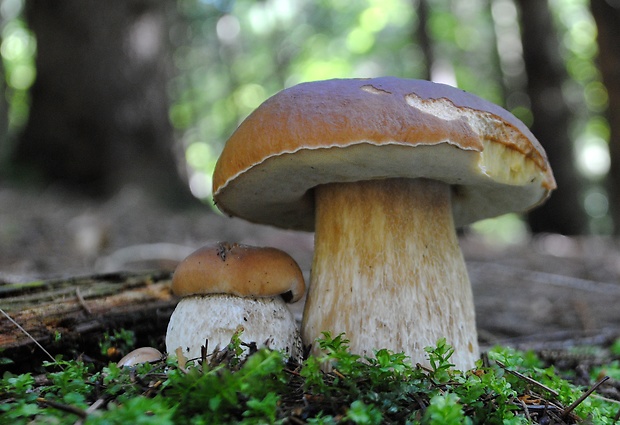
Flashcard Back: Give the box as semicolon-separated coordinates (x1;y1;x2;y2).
1;332;618;424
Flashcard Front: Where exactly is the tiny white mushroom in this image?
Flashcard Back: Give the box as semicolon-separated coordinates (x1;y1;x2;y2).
117;347;163;368
165;242;305;361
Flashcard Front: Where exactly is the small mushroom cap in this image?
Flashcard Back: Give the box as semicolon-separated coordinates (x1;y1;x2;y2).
117;347;163;367
213;77;556;230
171;242;305;303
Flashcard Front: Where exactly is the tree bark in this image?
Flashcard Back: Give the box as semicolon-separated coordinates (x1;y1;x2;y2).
0;271;176;374
590;0;620;234
516;0;588;234
11;0;195;206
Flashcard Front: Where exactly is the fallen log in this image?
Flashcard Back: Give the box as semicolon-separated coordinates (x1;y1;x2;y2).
0;270;177;373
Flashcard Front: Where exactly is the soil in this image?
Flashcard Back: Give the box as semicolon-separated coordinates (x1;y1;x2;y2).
1;182;620;352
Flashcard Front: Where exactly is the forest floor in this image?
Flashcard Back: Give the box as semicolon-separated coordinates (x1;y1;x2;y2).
1;182;620;353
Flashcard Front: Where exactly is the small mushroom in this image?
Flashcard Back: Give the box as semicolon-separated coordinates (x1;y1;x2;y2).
165;242;305;361
117;347;163;367
212;77;556;370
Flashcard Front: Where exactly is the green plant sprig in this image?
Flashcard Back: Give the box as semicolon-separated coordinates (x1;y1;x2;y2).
2;331;620;424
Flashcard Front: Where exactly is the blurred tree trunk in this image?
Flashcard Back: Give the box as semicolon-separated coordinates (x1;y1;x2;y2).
590;0;620;234
414;0;433;81
12;0;195;206
516;0;588;235
0;58;9;172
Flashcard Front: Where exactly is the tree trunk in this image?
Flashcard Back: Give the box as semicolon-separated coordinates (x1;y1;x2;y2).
590;0;620;234
0;56;10;174
516;0;588;235
414;0;433;81
0;271;176;374
11;0;195;206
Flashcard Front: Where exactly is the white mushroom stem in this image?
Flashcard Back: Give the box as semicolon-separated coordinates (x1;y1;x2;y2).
301;177;479;370
166;295;303;362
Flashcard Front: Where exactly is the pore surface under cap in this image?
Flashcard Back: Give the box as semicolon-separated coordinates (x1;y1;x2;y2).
213;77;556;231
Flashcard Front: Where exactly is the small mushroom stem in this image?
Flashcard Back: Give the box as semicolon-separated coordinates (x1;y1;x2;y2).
302;178;479;370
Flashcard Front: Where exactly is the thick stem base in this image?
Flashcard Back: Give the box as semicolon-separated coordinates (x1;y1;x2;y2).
302;178;479;369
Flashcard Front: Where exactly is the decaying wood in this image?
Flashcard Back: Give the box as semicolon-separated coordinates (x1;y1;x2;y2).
0;271;177;372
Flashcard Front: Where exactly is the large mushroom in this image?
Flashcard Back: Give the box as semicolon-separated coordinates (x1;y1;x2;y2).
212;77;556;369
166;242;305;361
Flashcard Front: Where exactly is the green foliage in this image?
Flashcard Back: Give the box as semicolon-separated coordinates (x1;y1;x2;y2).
99;328;137;357
2;331;620;424
43;358;96;398
165;348;287;423
301;333;515;423
0;372;39;424
1;14;36;131
610;338;620;356
345;399;383;425
425;337;456;383
306;413;338;425
101;361;157;400
488;346;620;425
173;0;508;202
593;360;620;380
88;397;175;425
422;393;471;425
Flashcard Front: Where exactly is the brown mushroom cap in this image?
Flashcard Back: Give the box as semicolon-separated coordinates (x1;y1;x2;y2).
213;77;556;230
171;242;305;303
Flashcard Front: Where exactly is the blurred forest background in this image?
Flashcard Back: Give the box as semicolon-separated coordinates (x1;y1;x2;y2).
0;0;619;239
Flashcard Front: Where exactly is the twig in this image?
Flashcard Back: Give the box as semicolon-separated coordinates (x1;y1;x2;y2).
332;369;346;380
37;397;87;418
563;375;610;419
517;397;532;422
75;288;92;315
0;307;59;367
74;398;106;425
85;397;106;414
591;393;620;405
495;360;559;397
